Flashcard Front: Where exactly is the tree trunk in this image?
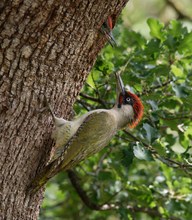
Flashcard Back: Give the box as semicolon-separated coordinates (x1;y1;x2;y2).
0;0;128;219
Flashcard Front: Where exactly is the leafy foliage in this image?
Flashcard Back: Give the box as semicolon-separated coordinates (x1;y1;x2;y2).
40;18;192;220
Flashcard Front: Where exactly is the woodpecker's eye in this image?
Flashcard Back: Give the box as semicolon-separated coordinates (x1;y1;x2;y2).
124;96;133;105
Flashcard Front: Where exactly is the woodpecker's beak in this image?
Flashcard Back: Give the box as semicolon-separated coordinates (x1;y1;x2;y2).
115;71;126;96
107;32;117;47
115;72;126;107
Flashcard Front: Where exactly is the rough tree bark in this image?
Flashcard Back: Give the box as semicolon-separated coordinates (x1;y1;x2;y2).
0;0;129;219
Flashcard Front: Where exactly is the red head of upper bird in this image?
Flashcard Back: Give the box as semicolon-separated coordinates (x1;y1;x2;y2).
101;16;117;47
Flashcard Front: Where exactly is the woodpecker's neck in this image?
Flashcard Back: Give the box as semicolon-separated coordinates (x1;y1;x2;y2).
111;104;134;129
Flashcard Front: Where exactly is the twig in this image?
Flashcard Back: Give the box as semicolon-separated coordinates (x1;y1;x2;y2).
159;114;192;120
140;79;174;96
124;130;192;176
76;99;92;111
79;93;108;108
95;150;111;175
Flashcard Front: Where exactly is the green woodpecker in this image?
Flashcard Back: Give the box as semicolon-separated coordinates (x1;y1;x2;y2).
48;72;144;170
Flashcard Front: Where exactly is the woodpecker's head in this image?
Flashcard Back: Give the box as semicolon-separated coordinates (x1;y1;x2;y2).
101;16;117;47
115;72;144;128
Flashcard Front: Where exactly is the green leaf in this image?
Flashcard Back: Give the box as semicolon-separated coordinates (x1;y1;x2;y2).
171;65;184;78
178;32;192;56
98;171;114;181
179;123;192;149
86;72;97;88
144;38;161;55
119;208;129;220
121;148;134;168
171;82;188;98
164;34;178;50
168;20;187;37
153;139;166;156
143;123;159;144
133;142;153;161
147;100;158;111
147;18;165;41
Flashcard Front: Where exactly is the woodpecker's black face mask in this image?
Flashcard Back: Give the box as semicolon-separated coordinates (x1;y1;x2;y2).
118;92;134;108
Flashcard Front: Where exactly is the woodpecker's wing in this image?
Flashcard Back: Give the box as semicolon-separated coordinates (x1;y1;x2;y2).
30;111;116;192
55;111;117;170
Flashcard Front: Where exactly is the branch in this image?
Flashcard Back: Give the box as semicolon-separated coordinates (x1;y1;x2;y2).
95;150;111;175
140;79;174;96
159;114;192;120
67;169;181;220
76;99;93;111
124;130;192;176
79;93;108;108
